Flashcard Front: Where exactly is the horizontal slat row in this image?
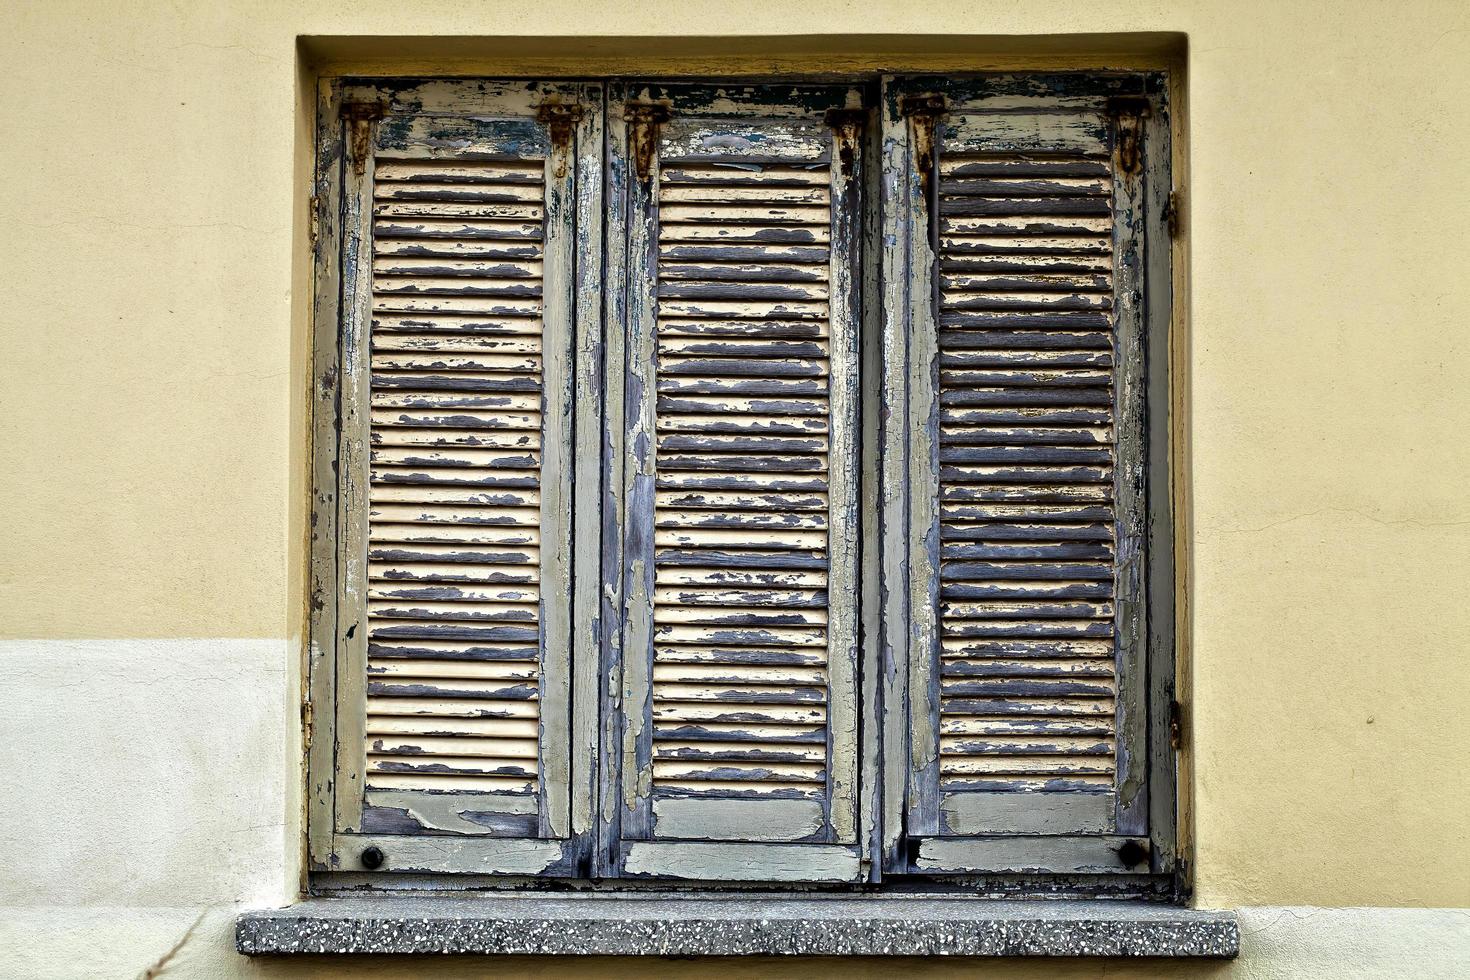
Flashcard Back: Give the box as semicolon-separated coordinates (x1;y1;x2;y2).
364;156;546;796
935;151;1119;796
651;158;834;801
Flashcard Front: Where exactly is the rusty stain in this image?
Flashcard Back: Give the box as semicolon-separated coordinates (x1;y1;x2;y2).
624;101;672;183
1106;96;1152;178
340;100;387;176
536;100;585;178
824;108;866;178
900;94;946;197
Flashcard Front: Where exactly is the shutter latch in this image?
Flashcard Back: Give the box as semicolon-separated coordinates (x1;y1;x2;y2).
624;101;673;184
536;101;585;179
340;100;387;176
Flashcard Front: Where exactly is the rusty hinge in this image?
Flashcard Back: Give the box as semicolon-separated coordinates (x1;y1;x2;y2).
1169;699;1185;750
301;699;314;750
624;101;672;183
824;108;866;178
308;193;321;248
1165;190;1182;238
1106;96;1152;178
340;100;387;176
899;94;947;196
536;101;585;179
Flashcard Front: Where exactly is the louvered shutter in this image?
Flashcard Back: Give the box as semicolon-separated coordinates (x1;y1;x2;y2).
881;76;1173;874
319;81;601;875
606;84;865;880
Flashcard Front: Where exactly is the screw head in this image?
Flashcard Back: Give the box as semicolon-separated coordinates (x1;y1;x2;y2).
360;846;385;870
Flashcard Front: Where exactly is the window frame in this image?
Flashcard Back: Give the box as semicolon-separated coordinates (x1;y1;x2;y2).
305;69;1180;897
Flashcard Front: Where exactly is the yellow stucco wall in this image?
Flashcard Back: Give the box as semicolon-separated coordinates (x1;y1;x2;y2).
2;1;1467;959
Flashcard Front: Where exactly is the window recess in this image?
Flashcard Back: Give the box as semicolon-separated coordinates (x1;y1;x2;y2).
307;72;1176;890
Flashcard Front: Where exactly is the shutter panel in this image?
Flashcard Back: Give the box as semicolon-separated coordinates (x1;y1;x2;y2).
607;85;865;880
326;81;601;875
882;76;1170;874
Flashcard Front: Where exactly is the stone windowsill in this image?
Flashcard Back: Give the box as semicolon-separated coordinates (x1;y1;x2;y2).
235;896;1239;958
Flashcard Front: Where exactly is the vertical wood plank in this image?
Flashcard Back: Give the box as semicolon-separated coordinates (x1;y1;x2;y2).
537;95;577;842
857;98;884;881
1143;90;1179;873
570;82;607;862
307;76;345;869
1112;102;1151;837
904;98;943;840
597;83;633;875
617;99;662;843
877;77;913;870
826;108;863;843
332;108;377;836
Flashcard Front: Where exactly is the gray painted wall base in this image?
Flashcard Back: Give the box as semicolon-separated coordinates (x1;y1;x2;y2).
236;897;1238;957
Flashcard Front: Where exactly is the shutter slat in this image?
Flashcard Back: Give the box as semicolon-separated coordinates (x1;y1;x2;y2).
934;149;1121;797
649;148;838;808
363;156;550;799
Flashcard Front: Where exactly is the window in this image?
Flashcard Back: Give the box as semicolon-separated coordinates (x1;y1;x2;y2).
306;73;1177;891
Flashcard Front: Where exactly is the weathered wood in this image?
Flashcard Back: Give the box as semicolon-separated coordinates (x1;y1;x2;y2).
652;797;826;842
569;83;606;866
881;73;1174;878
333;100;378;835
596;84;634;877
622;842;862;881
914;835;1146;875
307;77;346;870
611;83;864;875
1110;98;1150;839
311;71;1176;889
318;78;601;876
877;78;914;873
1142;91;1179;876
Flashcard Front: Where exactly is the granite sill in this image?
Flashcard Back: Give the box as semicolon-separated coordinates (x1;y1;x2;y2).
236;896;1239;958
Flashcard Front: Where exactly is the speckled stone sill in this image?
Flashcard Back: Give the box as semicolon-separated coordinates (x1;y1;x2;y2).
235;897;1239;957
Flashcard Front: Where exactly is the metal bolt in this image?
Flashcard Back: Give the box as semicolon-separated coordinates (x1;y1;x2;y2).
1116;839;1149;868
360;846;385;870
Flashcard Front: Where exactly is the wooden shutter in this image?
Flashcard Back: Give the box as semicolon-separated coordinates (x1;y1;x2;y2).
881;75;1174;875
605;84;865;880
312;80;602;876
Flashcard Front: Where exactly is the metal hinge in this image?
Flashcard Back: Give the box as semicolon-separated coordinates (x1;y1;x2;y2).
302;700;314;750
340;100;387;176
1106;96;1152;177
624;101;673;184
1165;190;1182;238
898;95;946;197
536;100;585;178
1169;699;1185;750
308;194;321;248
824;107;866;178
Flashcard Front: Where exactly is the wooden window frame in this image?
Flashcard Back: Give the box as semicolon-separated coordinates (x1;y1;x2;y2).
305;70;1180;897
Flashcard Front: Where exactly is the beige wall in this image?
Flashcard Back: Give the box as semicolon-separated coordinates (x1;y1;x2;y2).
2;0;1468;975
